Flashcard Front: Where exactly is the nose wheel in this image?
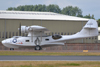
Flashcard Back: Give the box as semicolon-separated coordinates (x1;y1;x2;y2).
35;45;42;50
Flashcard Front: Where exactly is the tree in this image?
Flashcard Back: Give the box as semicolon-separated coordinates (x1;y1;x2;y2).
98;19;100;27
7;7;13;10
7;4;95;19
91;14;94;19
83;14;95;19
46;4;61;13
37;4;46;11
61;6;82;17
7;5;47;12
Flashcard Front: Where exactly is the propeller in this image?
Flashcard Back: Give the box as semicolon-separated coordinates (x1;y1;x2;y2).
18;23;21;36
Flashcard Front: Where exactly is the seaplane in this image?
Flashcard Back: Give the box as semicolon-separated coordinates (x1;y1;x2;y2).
2;19;98;50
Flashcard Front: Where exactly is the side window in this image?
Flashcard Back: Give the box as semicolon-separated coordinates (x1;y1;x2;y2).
52;34;62;40
45;39;49;41
26;40;30;42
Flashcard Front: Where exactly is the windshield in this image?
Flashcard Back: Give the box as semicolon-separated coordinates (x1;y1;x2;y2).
12;36;21;38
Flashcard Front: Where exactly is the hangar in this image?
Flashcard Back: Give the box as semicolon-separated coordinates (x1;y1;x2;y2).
0;10;98;44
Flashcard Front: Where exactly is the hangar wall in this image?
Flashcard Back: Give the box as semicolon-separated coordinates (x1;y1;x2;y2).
0;19;98;43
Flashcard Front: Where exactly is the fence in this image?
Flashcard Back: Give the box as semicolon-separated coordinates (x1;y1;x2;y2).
0;43;100;50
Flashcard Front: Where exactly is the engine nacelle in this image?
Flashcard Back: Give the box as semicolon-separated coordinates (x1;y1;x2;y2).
52;34;62;39
21;26;29;33
19;25;48;34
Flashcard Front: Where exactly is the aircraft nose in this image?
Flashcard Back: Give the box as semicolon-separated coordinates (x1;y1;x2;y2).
2;40;6;44
2;39;10;44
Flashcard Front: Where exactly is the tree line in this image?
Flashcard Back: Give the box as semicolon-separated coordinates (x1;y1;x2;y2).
7;4;94;18
7;4;100;26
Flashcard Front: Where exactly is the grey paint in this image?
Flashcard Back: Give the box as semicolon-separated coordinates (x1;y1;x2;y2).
0;56;100;61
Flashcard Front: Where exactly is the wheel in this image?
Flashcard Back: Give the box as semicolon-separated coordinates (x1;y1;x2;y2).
10;48;14;50
35;45;42;50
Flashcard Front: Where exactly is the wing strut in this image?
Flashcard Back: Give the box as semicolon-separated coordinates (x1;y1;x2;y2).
31;32;33;42
18;23;21;36
40;31;42;42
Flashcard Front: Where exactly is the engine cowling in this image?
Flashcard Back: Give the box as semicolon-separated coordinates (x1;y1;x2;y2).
19;25;48;34
21;26;29;33
52;34;62;39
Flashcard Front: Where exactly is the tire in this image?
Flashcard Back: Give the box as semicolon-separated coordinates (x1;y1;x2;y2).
10;48;14;50
35;45;42;50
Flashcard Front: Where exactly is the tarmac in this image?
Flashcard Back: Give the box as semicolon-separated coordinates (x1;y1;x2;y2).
0;56;100;61
1;50;100;52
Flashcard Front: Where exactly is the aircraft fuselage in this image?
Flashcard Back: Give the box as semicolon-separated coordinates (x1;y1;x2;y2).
2;36;64;49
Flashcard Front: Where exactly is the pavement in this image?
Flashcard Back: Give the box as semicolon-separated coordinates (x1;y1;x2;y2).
0;56;100;61
1;50;100;52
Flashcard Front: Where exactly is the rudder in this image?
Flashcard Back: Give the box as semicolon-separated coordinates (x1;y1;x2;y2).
77;19;98;37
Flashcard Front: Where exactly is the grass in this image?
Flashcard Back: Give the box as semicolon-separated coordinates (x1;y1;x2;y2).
0;51;100;56
0;61;100;67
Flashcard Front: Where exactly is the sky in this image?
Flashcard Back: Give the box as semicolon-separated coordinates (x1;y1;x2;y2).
0;0;100;19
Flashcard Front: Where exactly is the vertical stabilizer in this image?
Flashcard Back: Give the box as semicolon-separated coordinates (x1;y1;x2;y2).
77;19;98;37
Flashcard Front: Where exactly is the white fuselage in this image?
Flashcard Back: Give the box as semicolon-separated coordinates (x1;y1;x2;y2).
2;36;64;48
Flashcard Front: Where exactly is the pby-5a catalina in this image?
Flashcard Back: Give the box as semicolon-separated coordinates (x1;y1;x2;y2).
2;19;98;50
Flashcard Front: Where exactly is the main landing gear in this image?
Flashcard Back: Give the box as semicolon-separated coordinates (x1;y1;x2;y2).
35;45;42;50
34;37;42;50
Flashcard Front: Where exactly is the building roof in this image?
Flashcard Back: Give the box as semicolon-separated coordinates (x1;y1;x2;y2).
0;10;89;21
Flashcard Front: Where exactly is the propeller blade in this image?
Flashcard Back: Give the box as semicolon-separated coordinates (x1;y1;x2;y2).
19;23;21;36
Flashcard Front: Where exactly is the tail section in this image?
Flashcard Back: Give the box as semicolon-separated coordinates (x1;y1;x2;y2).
46;19;98;42
76;19;98;37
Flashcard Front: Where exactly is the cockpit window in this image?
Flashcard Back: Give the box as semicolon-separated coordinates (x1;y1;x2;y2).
15;37;19;39
12;36;21;39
